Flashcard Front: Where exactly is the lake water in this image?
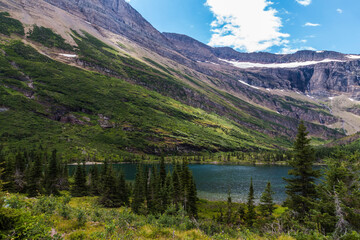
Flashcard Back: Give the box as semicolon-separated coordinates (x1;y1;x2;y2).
69;163;322;203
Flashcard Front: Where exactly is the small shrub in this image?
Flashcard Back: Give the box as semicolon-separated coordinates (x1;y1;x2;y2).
68;230;88;240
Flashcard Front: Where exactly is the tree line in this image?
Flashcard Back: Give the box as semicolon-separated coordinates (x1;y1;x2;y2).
0;148;197;217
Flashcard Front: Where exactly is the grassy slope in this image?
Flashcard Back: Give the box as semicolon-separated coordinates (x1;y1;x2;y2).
0;17;293;159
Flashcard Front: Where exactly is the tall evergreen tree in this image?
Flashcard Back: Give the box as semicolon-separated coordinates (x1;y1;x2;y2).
71;163;87;197
59;163;69;190
159;157;166;187
318;151;360;236
117;172;129;206
27;155;43;197
246;178;256;226
0;158;5;207
100;166;123;207
132;165;145;214
259;181;275;217
89;164;100;196
187;173;198;217
172;164;181;205
14;152;26;193
45;149;60;195
283;121;320;219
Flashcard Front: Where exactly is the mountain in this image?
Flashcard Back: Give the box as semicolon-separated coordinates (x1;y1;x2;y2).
0;0;359;158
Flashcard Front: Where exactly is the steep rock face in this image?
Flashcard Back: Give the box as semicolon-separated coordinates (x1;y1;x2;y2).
309;61;360;97
43;0;175;51
164;33;349;64
163;32;217;63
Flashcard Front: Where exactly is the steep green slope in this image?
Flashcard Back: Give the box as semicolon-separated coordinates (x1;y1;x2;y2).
0;24;292;159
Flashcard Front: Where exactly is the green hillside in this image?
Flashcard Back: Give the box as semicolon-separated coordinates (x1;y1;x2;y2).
0;14;296;159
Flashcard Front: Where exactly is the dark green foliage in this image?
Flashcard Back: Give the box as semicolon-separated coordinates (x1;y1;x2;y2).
187;172;198;217
0;154;4;208
71;164;87;197
131;161;197;217
246;178;256;226
14;152;26;193
131;165;146;214
284;121;320;219
317;151;360;236
59;163;70;190
259;181;275;217
99;166;127;208
27;25;73;51
159;157;166;186
0;12;24;36
89;164;100;196
45;149;60;195
26;154;43;197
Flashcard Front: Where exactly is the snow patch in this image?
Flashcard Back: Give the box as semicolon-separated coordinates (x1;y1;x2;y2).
328;97;334;100
205;61;219;66
349;98;355;102
59;54;77;58
220;58;343;69
238;80;260;90
316;51;324;53
266;88;271;91
85;21;91;25
347;55;360;59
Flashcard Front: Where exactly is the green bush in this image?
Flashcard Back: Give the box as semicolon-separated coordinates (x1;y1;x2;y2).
27;25;73;51
0;12;24;36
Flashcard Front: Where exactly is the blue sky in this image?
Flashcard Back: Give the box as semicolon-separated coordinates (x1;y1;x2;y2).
127;0;360;54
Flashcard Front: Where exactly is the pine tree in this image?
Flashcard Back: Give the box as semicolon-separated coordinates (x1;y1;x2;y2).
14;152;26;193
159;157;166;186
246;178;256;226
117;172;129;205
283;121;320;219
3;156;15;192
45;149;60;195
100;166;123;208
259;181;275;217
89;164;100;196
59;163;69;190
27;154;43;197
187;173;198;217
0;157;5;207
132;164;145;214
318;151;360;235
172;164;181;205
71;163;87;197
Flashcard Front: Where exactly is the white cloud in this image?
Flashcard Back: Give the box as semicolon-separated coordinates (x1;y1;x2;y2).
125;0;131;2
336;8;343;14
295;0;312;6
304;22;321;27
279;46;315;54
205;0;289;52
